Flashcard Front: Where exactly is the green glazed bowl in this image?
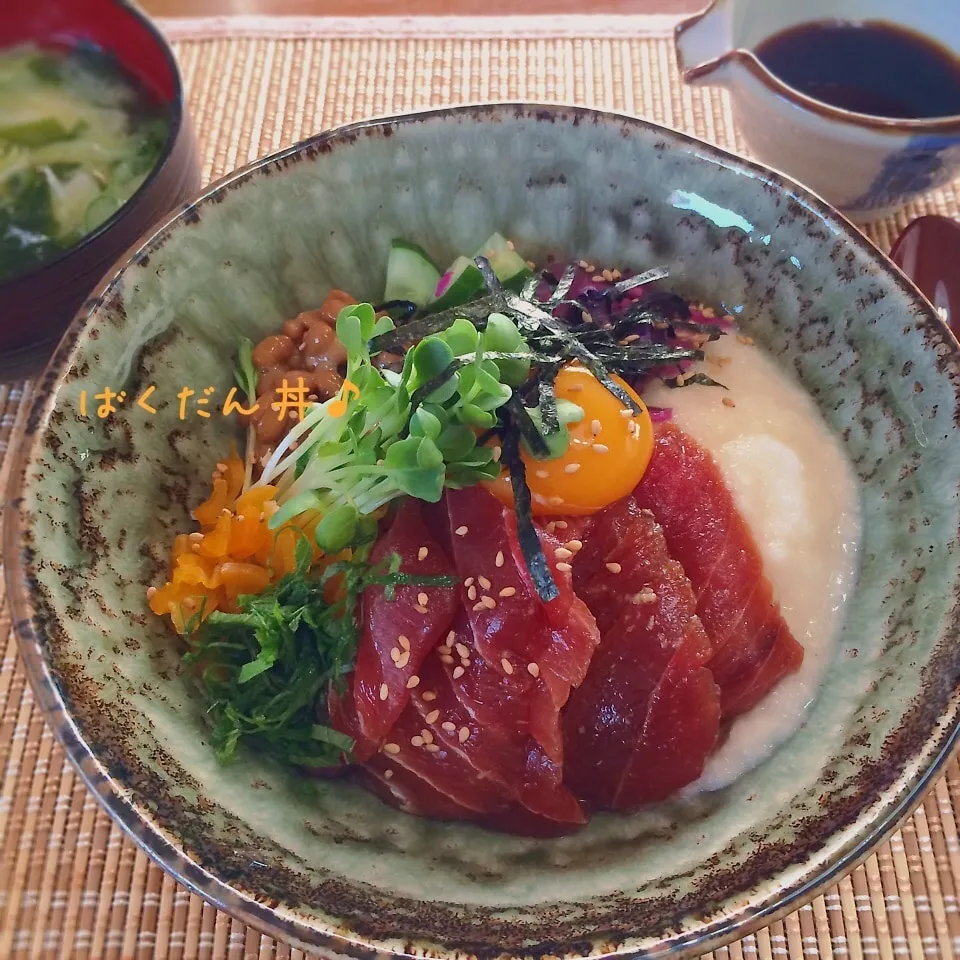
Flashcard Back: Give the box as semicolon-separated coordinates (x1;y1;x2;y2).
6;104;960;959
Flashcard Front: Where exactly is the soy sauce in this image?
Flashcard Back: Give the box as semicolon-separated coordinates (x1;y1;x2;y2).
753;21;960;119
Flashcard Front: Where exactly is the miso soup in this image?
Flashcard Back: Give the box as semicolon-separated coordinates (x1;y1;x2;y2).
0;44;170;282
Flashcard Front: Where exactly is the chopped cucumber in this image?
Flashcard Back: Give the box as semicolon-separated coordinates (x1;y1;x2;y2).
474;232;533;292
429;256;485;312
384;239;442;307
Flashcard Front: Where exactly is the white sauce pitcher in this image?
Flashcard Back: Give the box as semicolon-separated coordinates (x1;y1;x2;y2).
674;0;960;221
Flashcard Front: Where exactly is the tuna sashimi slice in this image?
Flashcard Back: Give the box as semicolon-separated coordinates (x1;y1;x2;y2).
352;500;459;743
632;424;803;717
614;618;720;808
563;508;719;810
444;487;600;762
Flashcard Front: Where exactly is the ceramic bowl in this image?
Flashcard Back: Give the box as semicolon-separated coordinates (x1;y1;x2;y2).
0;0;201;381
675;0;960;221
6;104;960;959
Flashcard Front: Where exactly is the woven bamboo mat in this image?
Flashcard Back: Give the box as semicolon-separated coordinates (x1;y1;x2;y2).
2;20;960;960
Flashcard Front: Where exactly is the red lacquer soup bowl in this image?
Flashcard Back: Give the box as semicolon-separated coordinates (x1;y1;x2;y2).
0;0;200;379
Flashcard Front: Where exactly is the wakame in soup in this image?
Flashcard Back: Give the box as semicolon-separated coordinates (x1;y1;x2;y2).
0;44;170;282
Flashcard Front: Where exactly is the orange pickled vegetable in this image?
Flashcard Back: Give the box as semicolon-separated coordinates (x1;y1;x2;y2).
148;449;326;634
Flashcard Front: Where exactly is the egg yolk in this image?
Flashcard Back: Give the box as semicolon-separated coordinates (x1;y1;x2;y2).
484;365;654;516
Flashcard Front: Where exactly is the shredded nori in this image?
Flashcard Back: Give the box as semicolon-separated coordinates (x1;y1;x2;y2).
664;372;728;390
506;394;551;458
500;417;559;602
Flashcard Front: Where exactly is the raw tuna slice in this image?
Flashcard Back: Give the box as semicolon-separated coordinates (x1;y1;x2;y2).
632;424;803;717
444;487;600;762
351;500;459;742
615;616;719;807
563;508;720;810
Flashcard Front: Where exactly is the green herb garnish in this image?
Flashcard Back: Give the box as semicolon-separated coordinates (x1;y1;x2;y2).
185;531;455;766
234;335;258;403
258;302;526;527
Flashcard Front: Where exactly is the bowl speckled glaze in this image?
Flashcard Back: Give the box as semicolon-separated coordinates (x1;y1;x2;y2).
5;104;960;959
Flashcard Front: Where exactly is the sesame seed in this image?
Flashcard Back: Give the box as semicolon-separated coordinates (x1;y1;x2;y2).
467;585;478;601
411;736;424;747
216;461;227;472
701;306;716;319
462;657;471;666
722;396;736;408
736;334;755;345
189;532;204;542
426;709;440;724
481;595;497;609
577;259;589;269
423;691;437;701
499;586;517;598
563;463;581;474
492;445;502;462
399;635;411;651
620;333;641;345
566;539;583;553
417;592;429;607
446;630;456;646
535;469;550;479
406;675;420;689
421;729;434;744
527;662;540;678
190;543;201;552
455;525;469;536
548;495;564;506
383;742;400;755
455;642;470;659
440;654;455;665
612;268;622;281
442;721;457;733
478;575;492;590
495;550;504;568
545;522;556;534
414;605;428;614
591;419;603;436
585;263;596;273
472;601;486;612
391;647;401;662
555;520;568;529
592;274;605;282
619;408;632;419
379;683;389;701
556;562;573;573
501;658;514;675
602;268;614;282
384;769;394;779
464;577;474;587
459;726;470;743
146;586;157;599
592;443;609;454
633;587;657;604
418;546;429;561
453;666;465;679
647;616;656;629
606;562;622;574
555;547;573;561
425;743;441;753
397;651;411;669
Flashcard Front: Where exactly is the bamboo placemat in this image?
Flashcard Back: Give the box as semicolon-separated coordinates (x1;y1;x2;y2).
2;19;960;960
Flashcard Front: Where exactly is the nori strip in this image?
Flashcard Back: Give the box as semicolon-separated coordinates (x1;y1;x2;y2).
612;265;670;296
506;394;551;458
537;377;560;435
473;255;502;294
664;372;728;389
374;300;419;323
500;421;559;602
505;295;643;414
545;263;577;305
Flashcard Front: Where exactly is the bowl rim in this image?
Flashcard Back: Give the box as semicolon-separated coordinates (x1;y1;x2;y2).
5;100;960;959
0;1;188;290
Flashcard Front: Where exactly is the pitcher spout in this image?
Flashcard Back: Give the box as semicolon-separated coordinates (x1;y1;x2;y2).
675;0;737;84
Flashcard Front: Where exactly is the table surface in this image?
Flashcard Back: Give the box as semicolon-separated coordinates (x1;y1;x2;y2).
142;0;700;16
4;13;960;960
